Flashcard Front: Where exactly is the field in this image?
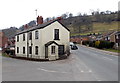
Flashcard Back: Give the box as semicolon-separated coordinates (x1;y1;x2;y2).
70;21;119;36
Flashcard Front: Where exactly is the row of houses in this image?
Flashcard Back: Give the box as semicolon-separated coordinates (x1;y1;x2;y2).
70;31;120;49
15;17;70;60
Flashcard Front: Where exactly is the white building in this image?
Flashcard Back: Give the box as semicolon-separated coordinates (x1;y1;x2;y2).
15;19;70;60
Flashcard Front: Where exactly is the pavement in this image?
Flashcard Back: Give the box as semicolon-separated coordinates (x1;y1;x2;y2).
2;45;118;81
80;45;119;56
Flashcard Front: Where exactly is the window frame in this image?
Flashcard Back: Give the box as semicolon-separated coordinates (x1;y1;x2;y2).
35;46;38;55
17;47;19;53
23;34;25;41
35;30;39;39
29;32;32;40
51;46;55;54
54;29;59;40
29;46;32;54
17;35;19;42
23;47;25;54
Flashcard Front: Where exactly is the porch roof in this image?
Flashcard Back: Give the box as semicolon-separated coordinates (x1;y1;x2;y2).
45;41;59;47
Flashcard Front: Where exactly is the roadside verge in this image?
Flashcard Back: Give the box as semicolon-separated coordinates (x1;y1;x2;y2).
79;45;119;56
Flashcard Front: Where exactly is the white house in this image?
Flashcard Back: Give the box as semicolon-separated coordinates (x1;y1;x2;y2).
15;19;70;60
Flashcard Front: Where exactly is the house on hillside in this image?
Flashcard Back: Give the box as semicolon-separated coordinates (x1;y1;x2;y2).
103;31;120;49
70;35;89;44
15;17;70;60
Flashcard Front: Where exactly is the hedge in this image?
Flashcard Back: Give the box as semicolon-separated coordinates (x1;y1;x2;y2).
82;40;115;49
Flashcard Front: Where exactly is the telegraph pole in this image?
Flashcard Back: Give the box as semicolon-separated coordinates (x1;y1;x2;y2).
35;9;37;17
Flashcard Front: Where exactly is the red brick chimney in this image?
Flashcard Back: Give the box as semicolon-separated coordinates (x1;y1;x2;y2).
37;16;43;25
24;24;28;29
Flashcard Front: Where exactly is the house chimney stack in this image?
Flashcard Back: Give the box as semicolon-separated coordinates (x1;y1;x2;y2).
37;16;43;25
24;24;29;29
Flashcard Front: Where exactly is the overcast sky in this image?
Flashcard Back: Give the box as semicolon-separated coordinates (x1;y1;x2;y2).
0;0;119;29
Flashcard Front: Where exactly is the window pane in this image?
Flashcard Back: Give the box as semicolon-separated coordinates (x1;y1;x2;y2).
35;31;39;39
23;34;25;41
29;32;32;40
17;47;19;53
51;46;55;54
54;29;59;40
29;46;32;54
23;47;25;54
17;35;19;42
35;46;38;55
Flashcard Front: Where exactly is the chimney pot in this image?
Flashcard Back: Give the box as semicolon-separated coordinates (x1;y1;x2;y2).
37;16;43;25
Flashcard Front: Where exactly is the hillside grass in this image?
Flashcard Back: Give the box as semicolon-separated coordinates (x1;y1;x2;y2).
70;21;119;36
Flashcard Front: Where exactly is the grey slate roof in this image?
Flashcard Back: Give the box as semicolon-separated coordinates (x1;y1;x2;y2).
16;20;70;35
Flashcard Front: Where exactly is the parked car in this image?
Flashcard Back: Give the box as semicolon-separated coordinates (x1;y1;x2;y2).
70;42;78;50
70;42;74;47
0;48;2;51
71;45;78;50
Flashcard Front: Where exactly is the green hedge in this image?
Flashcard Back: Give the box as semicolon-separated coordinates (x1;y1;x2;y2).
82;40;115;49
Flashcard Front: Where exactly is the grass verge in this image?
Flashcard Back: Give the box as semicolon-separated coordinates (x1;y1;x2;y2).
103;48;120;53
1;53;10;57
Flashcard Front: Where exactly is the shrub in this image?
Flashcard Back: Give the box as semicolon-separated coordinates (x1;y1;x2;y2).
95;40;100;48
97;41;114;49
110;42;115;48
89;41;95;47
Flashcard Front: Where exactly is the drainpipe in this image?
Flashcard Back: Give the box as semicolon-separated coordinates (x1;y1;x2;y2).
27;33;29;58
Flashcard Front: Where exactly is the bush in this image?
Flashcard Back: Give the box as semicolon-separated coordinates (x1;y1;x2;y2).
110;42;115;48
97;41;114;49
82;40;114;49
95;40;100;48
89;41;95;47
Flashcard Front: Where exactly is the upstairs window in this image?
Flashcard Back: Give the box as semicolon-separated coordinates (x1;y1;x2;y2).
54;29;59;40
17;35;19;42
29;32;32;40
35;46;38;55
23;34;25;41
35;31;39;39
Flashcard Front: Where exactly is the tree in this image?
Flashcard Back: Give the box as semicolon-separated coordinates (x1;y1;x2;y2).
45;17;51;22
62;13;68;19
78;12;82;16
69;13;73;17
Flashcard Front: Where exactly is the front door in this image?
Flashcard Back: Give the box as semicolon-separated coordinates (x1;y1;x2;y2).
58;45;64;56
45;47;48;58
28;46;32;58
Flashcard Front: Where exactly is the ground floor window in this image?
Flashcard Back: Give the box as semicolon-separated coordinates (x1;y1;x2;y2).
23;47;25;54
58;45;64;55
29;46;32;54
17;47;19;53
51;46;55;54
35;46;38;55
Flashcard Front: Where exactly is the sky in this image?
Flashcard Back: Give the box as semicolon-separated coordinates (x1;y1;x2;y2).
0;0;119;29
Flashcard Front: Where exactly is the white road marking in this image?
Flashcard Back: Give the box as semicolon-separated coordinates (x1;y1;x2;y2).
88;70;92;73
103;57;113;61
37;68;68;73
81;70;84;72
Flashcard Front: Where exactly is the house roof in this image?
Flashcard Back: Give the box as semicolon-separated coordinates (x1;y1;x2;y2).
45;41;59;47
16;20;70;35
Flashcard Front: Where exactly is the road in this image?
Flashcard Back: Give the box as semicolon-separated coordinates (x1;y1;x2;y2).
2;45;118;81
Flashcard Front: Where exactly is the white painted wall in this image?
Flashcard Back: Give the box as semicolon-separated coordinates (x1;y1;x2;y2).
41;21;70;58
15;21;70;60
